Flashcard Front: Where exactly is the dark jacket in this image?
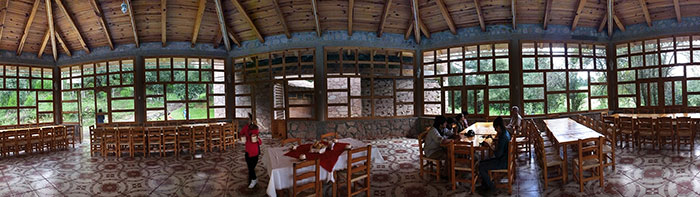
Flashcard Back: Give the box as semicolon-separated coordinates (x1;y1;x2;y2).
493;130;511;167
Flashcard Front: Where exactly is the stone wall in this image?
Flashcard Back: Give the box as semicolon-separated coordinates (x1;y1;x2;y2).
287;117;420;140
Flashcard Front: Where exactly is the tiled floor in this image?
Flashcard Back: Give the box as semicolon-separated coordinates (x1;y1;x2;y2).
2;137;700;197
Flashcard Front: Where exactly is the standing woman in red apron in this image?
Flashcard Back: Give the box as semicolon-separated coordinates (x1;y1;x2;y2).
240;113;262;189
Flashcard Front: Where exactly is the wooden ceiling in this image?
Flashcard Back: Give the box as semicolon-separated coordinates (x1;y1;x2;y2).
0;0;699;60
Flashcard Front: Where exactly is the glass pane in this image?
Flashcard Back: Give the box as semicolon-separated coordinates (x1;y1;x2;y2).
547;93;567;113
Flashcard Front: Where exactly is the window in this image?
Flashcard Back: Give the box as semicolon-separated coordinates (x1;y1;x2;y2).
233;48;316;120
326;47;414;119
423;43;509;117
61;60;135;124
522;42;608;116
0;65;53;126
615;35;700;108
145;57;226;122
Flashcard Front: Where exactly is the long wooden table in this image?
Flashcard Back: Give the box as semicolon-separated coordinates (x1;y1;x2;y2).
609;113;700;119
459;122;497;147
544;118;604;183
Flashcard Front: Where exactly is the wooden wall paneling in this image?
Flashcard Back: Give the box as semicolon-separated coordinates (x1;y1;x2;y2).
125;0;139;47
0;0;9;45
161;0;166;46
191;0;207;47
17;0;41;56
55;0;89;53
231;0;265;42
348;0;354;36
89;0;113;50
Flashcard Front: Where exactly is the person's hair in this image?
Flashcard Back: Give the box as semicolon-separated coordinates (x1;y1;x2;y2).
511;106;519;111
461;110;469;116
493;116;506;131
455;114;463;120
447;117;455;125
433;115;447;129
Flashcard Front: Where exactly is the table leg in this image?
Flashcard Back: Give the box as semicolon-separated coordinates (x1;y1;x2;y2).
562;143;568;184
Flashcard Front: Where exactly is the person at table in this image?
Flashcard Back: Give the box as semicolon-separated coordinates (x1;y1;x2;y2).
506;106;522;134
444;117;457;138
477;116;511;195
240;113;262;189
424;115;453;162
455;114;468;133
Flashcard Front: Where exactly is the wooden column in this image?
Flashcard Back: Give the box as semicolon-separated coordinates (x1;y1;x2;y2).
509;39;523;109
606;42;618;111
314;46;326;121
133;56;146;124
53;66;62;124
415;48;424;117
225;57;235;121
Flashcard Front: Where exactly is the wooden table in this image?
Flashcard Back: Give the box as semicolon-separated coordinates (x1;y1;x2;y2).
610;113;700;119
445;122;498;154
544;118;604;183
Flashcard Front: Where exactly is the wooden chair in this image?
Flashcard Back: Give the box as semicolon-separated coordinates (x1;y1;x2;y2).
282;138;302;146
418;128;442;181
514;121;531;159
117;127;132;157
28;128;42;154
572;137;604;193
53;126;67;150
102;127;119;156
489;136;516;194
162;126;178;156
292;159;321;197
676;117;695;151
223;122;237;150
599;123;616;171
333;145;372;197
90;126;103;156
618;117;635;148
321;132;338;141
208;123;224;152
131;127;147;157
191;125;208;153
40;127;55;152
657;117;675;150
177;126;193;156
534;132;564;189
2;130;18;156
636;117;656;149
146;127;163;157
449;141;478;193
65;125;76;148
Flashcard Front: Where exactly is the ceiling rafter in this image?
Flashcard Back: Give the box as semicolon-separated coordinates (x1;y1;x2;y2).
418;19;430;38
38;29;50;57
511;0;516;29
673;0;681;22
89;0;113;50
270;0;290;39
191;0;207;47
597;12;607;32
571;0;587;31
47;0;56;60
0;0;10;45
613;14;625;32
161;0;166;46
231;0;265;42
213;0;230;51
404;22;413;40
17;0;41;56
607;0;613;36
311;0;321;37
125;0;139;47
473;0;485;31
56;0;89;53
227;28;242;47
55;30;71;56
213;27;223;48
435;0;456;34
543;0;552;29
637;0;651;26
411;0;420;43
377;0;392;37
348;0;354;36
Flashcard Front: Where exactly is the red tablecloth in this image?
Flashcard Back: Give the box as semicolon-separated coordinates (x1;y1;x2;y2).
284;142;349;171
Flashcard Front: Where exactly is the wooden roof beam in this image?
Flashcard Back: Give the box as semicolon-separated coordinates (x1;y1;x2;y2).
38;29;50;57
348;0;354;36
270;0;291;38
213;0;230;51
55;0;89;53
17;0;40;56
404;21;413;40
418;18;430;38
55;31;71;56
410;0;420;43
231;0;265;42
191;0;207;47
607;0;613;36
311;0;321;37
511;0;516;29
125;0;139;48
543;0;552;29
0;0;10;45
161;0;166;46
435;0;456;34
227;28;242;47
571;0;587;31
637;0;651;26
597;12;607;32
613;14;625;31
47;0;56;61
474;0;485;31
377;0;392;37
89;0;113;50
213;27;223;48
673;0;681;22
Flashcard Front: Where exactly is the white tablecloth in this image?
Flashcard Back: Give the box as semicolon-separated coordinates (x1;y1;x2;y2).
263;138;385;197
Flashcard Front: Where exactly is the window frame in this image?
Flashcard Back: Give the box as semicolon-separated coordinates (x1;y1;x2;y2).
0;65;54;126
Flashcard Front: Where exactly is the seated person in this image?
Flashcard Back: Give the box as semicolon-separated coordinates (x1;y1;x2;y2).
455;114;468;133
477;117;511;195
506;106;523;134
424;115;453;161
444;117;457;138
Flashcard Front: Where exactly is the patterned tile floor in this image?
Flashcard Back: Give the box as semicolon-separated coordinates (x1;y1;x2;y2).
2;137;700;196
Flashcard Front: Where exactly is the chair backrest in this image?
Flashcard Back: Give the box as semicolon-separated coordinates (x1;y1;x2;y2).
192;125;207;137
657;117;674;133
347;145;372;185
102;127;117;142
162;126;177;141
577;136;603;167
636;117;654;132
618;117;635;130
450;141;476;170
418;128;430;157
146;127;162;140
320;132;337;141
677;117;694;133
282;138;302;146
131;127;146;142
292;159;320;197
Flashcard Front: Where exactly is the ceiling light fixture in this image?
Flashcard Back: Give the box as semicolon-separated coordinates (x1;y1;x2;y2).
121;1;128;14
